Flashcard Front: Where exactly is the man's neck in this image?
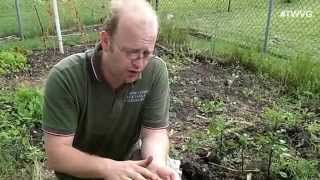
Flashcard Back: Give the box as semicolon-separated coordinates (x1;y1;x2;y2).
103;69;124;91
100;53;124;91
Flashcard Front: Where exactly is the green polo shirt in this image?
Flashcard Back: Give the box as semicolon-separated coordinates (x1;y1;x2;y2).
42;44;170;179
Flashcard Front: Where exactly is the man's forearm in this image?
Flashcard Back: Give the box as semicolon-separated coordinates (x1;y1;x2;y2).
141;128;169;166
46;144;111;178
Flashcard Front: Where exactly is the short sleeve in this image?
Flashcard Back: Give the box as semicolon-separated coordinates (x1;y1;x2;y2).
42;67;78;135
142;59;170;128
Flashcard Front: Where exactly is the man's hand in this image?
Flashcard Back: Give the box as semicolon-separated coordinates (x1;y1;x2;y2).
104;156;159;180
147;162;180;180
140;128;180;180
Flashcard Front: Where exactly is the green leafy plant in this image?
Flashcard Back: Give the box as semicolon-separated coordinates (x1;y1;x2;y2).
186;132;215;153
0;87;44;179
263;106;301;129
271;139;291;179
307;122;320;152
256;133;291;179
185;116;228;155
197;100;225;114
273;151;318;179
208;116;227;158
0;51;27;76
262;106;288;178
239;133;249;176
14;86;43;125
307;122;320;136
261;104;313;178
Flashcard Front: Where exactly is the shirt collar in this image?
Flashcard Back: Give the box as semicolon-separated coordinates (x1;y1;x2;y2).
90;43;104;81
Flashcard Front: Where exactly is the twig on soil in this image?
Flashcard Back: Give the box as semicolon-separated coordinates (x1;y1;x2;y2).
224;127;242;134
208;162;260;173
196;114;208;120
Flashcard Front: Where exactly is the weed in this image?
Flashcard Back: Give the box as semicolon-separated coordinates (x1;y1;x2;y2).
307;122;320;152
0;87;44;179
0;50;27;76
239;133;249;176
273;153;318;179
262;106;290;178
208;116;227;158
15;86;43;125
196;100;225;115
186;132;215;153
286;54;320;93
164;54;187;76
263;106;302;129
159;20;190;50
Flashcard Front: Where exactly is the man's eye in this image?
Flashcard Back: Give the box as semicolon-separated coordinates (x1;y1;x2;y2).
143;51;151;57
127;49;140;55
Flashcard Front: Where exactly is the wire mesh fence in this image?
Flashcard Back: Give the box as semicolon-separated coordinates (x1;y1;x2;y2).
153;0;319;59
0;0;109;38
1;0;319;60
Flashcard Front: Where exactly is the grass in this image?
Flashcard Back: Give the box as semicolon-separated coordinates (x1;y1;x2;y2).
0;0;109;38
0;31;99;50
156;0;320;60
159;21;320;95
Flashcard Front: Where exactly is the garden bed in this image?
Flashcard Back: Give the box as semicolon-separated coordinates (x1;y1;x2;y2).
1;44;319;179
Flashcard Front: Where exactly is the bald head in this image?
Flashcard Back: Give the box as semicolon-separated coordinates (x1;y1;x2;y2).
103;0;159;37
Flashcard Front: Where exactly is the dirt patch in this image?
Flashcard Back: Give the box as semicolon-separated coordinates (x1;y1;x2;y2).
165;58;281;179
167;59;279;144
0;44;94;88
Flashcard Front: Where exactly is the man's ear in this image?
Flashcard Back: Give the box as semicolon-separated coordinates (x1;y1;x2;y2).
100;31;111;50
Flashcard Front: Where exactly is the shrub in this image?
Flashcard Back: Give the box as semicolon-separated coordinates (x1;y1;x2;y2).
0;51;27;76
0;87;44;179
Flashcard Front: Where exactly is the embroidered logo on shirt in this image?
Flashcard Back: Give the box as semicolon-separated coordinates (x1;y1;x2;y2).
127;90;148;103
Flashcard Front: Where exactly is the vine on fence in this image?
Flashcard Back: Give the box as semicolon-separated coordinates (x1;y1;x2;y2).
68;0;89;43
32;0;49;48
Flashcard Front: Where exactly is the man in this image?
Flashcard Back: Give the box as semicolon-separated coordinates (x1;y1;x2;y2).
42;0;179;179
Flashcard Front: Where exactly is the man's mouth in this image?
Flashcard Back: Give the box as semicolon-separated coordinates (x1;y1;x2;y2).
128;70;140;76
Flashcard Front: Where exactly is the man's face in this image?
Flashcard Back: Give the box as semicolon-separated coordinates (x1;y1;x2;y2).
101;19;157;84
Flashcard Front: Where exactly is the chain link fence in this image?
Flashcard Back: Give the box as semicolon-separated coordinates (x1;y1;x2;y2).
1;0;319;60
152;0;319;59
0;0;108;39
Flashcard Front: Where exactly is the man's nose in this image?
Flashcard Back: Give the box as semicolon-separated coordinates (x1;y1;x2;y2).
132;55;144;69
